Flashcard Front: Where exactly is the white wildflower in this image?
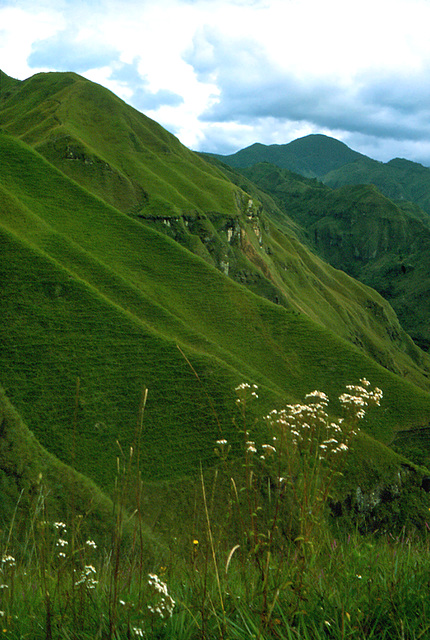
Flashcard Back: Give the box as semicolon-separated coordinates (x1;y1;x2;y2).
246;441;257;454
147;573;175;619
75;565;98;589
56;538;68;547
1;554;16;568
86;539;97;549
261;443;276;458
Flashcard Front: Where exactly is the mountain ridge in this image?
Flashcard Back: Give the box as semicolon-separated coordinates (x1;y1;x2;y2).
3;70;430;529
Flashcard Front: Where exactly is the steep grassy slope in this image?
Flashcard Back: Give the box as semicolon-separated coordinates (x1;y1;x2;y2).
3;128;430;492
0;71;427;381
238;162;430;352
4;71;430;513
0;386;116;537
0;70;243;218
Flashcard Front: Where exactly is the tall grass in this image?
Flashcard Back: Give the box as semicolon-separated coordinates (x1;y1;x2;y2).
1;381;430;639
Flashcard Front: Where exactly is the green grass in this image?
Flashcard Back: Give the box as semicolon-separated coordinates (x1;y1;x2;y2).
0;71;243;218
2;382;430;639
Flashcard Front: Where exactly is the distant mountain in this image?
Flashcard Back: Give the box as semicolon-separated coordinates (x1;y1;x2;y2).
210;135;430;349
208;134;365;177
324;156;430;216
211;133;430;215
3;71;430;529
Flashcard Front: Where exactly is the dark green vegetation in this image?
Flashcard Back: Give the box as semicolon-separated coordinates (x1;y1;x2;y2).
231;162;430;352
208;133;366;177
2;68;430;562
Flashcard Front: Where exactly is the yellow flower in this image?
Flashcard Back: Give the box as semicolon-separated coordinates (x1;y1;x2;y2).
193;539;199;546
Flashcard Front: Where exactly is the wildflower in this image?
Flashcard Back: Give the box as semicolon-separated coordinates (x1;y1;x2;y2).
1;555;15;568
147;573;175;619
53;522;67;532
86;539;97;549
262;443;276;456
214;438;230;459
246;441;257;454
56;538;68;547
132;627;145;637
75;565;98;589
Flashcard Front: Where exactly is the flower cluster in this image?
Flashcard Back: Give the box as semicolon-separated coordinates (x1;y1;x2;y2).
53;521;68;559
86;539;97;550
0;553;15;590
235;382;259;406
339;378;383;419
1;555;16;569
147;573;175;619
246;440;257;454
74;565;98;590
264;380;382;461
214;438;231;460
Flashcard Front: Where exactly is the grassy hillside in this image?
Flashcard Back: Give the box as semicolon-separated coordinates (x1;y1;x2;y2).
213;133;430;217
0;385;117;538
3;71;430;523
0;70;244;218
238;162;430;352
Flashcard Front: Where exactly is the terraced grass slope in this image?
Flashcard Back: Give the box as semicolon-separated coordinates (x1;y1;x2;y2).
2;70;430;511
0;385;115;537
0;70;241;218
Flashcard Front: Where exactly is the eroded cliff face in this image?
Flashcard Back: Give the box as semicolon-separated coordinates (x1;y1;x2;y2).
133;196;430;392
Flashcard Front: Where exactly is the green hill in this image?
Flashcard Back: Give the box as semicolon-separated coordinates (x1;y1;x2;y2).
212;133;430;218
3;71;430;530
324;155;430;216
208;134;365;177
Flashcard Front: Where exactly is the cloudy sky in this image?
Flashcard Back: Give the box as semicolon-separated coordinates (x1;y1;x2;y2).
2;0;430;164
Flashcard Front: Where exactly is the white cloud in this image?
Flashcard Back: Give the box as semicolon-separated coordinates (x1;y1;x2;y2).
2;0;430;163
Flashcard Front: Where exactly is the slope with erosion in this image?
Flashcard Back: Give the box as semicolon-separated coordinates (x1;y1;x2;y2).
3;129;430;493
239;162;430;352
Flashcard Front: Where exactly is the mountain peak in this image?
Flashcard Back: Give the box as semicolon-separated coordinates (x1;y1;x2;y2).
213;134;364;177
